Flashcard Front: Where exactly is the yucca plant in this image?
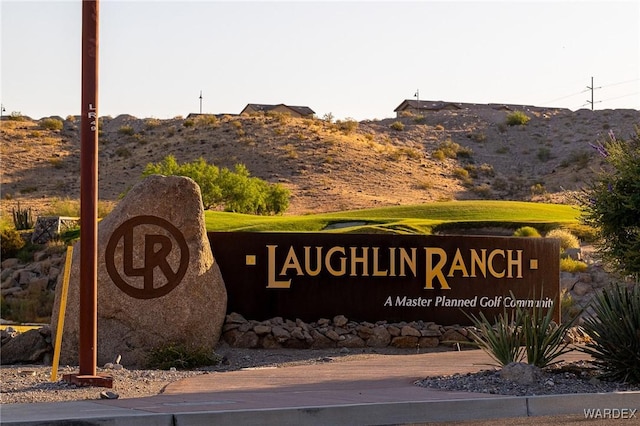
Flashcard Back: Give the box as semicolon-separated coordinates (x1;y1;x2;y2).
580;283;640;383
519;294;580;368
465;308;524;367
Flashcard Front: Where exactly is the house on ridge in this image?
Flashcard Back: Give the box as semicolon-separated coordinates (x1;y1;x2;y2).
240;103;315;119
394;100;462;117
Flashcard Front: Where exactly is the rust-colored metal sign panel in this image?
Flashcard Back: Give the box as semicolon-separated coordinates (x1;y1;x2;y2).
208;232;560;325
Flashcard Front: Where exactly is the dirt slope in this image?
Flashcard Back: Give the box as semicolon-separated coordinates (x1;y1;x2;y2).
2;105;639;217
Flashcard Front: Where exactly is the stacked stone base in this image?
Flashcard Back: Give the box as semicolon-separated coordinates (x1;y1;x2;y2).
222;312;473;349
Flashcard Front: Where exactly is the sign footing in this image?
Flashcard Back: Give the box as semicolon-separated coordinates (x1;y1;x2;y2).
62;374;113;388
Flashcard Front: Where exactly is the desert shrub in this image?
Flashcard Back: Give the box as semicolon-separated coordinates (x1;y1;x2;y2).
513;226;541;237
560;289;582;321
468;132;487;143
1;228;25;258
578;128;640;277
44;198;113;218
143;156;289;214
115;147;131;158
40;118;63;131
559;257;588;273
478;163;495;176
146;343;222;370
431;150;446;161
537;147;552;162
580;283;640;383
452;167;471;185
530;183;546;196
49;157;64;169
506;111;530;126
8;111;25;121
390;147;420;161
390;121;405;131
144;118;161;129
470;184;492;197
335;118;359;134
195;114;218;127
433;140;468;160
183;118;195;127
546;229;580;252
118;125;135;136
567;150;591;169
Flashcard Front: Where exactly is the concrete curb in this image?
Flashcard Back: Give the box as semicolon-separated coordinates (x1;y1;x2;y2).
3;392;639;426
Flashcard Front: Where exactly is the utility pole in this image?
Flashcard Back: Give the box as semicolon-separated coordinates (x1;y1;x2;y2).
586;77;601;110
199;91;203;114
414;89;419;102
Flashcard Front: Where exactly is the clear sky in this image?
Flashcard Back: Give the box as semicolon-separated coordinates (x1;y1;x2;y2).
1;0;639;121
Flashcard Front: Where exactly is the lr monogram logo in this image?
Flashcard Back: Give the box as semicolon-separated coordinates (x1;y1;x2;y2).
105;215;190;299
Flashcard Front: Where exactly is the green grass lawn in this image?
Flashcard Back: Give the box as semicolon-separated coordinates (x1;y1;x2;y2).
205;200;582;235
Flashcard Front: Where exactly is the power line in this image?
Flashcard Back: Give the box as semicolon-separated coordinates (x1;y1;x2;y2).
599;92;640;103
542;88;589;105
598;78;640;89
541;77;639;109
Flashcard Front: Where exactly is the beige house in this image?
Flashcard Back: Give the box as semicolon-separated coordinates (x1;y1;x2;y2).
394;100;462;117
240;103;315;118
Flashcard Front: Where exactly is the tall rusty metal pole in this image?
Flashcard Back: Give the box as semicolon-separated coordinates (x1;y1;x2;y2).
64;0;112;387
79;0;99;377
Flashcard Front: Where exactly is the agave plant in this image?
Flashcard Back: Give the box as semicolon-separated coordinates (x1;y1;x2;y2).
465;291;580;368
519;295;580;368
465;308;524;367
580;283;640;383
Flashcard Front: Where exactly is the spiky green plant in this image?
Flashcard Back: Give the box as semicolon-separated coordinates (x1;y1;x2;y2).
519;294;579;368
465;309;523;367
580;283;640;383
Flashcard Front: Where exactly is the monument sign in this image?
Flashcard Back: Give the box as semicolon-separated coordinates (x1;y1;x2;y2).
209;232;560;324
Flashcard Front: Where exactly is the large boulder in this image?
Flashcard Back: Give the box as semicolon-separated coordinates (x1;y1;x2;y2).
51;175;227;367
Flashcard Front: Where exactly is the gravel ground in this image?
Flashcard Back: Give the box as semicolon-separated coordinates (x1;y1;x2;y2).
3;346;638;404
0;346;417;404
417;360;640;396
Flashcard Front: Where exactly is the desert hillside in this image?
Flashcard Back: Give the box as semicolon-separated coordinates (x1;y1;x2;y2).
1;104;639;218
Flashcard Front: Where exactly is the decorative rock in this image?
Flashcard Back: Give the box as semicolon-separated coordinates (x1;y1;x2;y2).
500;362;542;385
51;175;227;367
441;328;470;343
0;327;52;364
418;337;439;348
1;258;20;269
366;327;391;347
324;329;341;342
27;277;48;293
401;325;421;337
271;325;291;342
391;335;418;348
337;334;365;348
253;325;271;336
572;281;593;297
333;315;348;327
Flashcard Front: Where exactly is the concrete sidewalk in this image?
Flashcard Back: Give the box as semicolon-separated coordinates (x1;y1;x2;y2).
2;349;639;425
